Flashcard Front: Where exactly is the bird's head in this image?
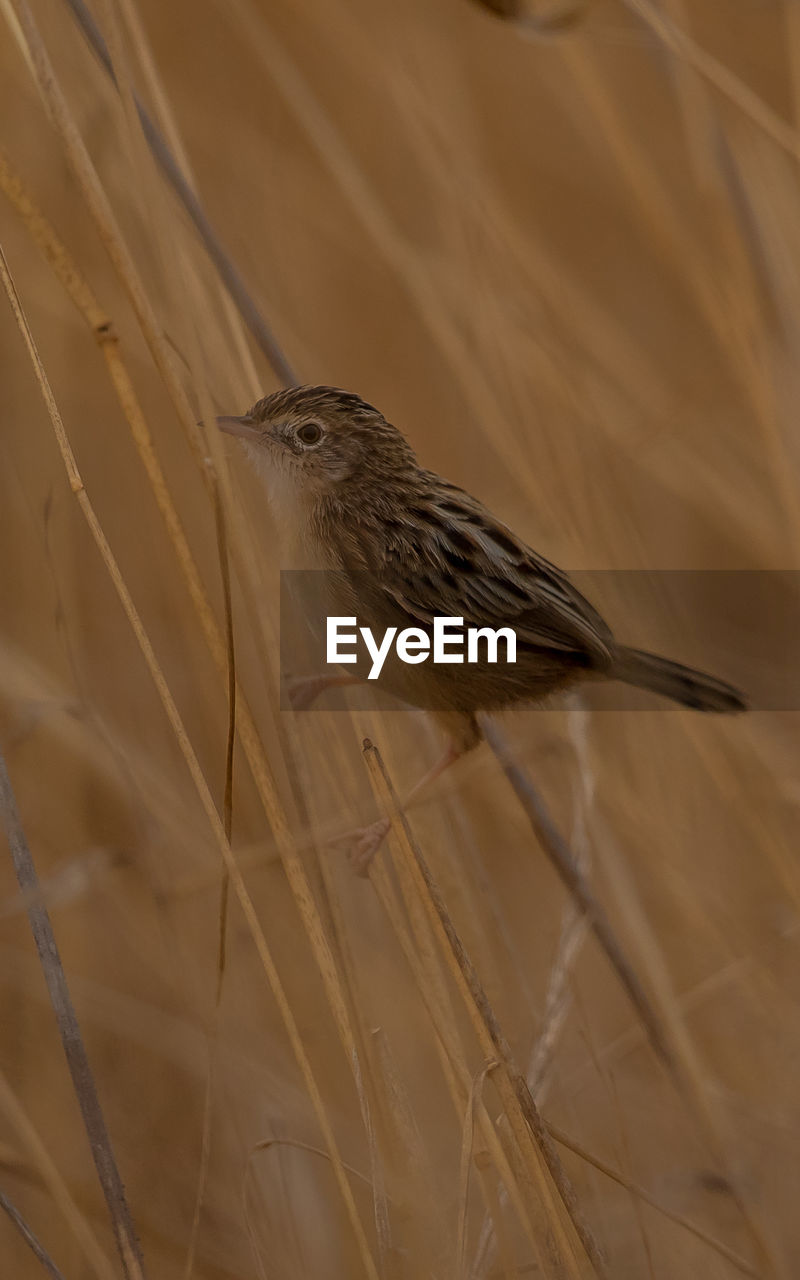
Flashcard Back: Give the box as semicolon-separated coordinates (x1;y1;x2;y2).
217;385;416;502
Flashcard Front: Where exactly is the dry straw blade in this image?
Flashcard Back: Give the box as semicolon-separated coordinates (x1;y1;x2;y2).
1;4;391;1260
0;1188;69;1280
362;737;607;1279
62;0;296;384
0;240;381;1280
0;749;147;1280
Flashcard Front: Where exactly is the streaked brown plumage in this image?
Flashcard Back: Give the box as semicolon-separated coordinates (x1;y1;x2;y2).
219;385;745;866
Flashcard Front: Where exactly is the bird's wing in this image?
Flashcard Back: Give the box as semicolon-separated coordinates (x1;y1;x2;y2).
373;480;614;666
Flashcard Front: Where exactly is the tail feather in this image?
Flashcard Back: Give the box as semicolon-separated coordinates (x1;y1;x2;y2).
614;646;747;714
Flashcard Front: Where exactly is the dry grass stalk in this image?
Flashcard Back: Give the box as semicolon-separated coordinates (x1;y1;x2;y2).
380;833;582;1279
364;1024;438;1264
223;0;548;496
622;0;800;163
365;846;554;1275
61;0;295;383
361;729;562;1277
0;1068;117;1280
471;1159;520;1280
528;907;587;1098
456;1058;499;1278
545;1122;759;1278
527;699;593;1100
283;728;397;1262
245;1138;373;1194
364;739;608;1279
606;1069;656;1279
0;1187;69;1280
110;0;263;402
2;18;389;1252
82;10;244;1249
586;806;782;1276
482;720;675;1069
0;746;147;1280
0;242;381;1280
547;18;800;570
483;720;782;1276
654;0;800;567
555;30;800;568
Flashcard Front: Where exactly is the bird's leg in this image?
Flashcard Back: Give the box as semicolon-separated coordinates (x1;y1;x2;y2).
401;740;465;808
285;672;361;711
332;740;466;877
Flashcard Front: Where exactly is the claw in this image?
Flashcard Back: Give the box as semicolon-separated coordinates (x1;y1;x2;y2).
330;819;391;877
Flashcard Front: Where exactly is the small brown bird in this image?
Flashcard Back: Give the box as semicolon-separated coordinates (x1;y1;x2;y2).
219;385;745;868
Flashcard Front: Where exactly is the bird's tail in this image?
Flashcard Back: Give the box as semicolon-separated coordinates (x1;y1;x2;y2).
614;646;746;713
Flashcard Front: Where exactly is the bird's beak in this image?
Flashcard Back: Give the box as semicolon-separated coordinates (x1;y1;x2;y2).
216;414;261;441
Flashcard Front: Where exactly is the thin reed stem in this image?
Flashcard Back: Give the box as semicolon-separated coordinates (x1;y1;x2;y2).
0;1068;117;1280
545;1123;759;1278
482;719;675;1070
364;738;608;1280
482;719;781;1278
1;13;382;1231
365;833;555;1275
0;749;147;1280
0;241;381;1280
61;0;296;384
0;1188;69;1280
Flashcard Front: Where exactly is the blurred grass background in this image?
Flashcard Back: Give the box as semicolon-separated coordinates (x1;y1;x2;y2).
1;0;799;1276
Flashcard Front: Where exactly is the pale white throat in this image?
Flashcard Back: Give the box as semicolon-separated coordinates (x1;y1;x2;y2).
217;413;336;571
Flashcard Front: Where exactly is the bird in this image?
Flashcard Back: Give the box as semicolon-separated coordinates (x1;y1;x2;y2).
218;385;746;871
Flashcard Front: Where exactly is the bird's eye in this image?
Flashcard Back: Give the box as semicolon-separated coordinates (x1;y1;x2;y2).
297;421;323;446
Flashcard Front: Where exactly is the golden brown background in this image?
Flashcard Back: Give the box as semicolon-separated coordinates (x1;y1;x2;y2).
1;0;798;1276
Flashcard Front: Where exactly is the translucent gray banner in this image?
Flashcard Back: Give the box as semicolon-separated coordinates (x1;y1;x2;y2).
279;570;795;711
